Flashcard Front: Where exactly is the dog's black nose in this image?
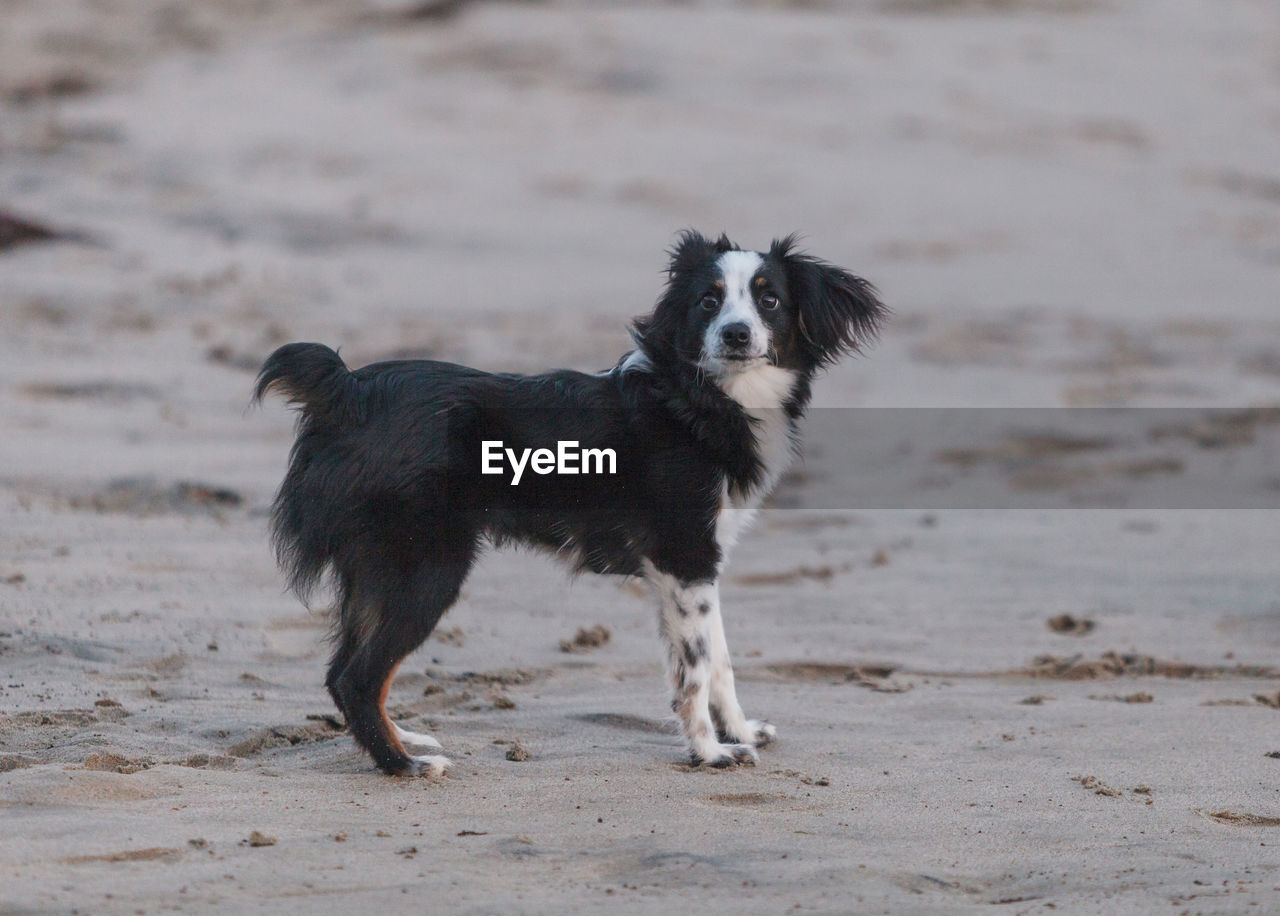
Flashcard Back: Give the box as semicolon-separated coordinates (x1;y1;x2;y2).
720;322;751;349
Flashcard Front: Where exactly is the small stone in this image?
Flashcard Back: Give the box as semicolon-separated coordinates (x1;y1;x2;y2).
1047;614;1095;635
559;625;611;653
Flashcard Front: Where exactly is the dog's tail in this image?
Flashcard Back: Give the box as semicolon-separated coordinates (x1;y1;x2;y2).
255;343;360;603
254;342;354;426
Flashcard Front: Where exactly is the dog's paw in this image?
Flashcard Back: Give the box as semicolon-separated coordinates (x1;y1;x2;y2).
394;723;444;750
400;754;451;778
718;719;776;749
691;743;758;768
745;719;776;748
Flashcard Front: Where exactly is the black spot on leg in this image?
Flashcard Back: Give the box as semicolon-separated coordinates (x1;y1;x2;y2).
672;676;701;719
682;636;709;668
673;677;700;716
698;602;711;616
711;706;728;742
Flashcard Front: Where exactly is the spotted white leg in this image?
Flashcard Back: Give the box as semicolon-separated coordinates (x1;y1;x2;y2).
705;598;776;749
393;723;444;751
647;567;757;768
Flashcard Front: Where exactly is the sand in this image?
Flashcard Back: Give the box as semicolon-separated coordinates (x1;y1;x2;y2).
3;0;1280;912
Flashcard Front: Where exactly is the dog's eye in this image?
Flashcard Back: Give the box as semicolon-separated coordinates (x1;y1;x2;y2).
700;295;719;311
760;293;780;310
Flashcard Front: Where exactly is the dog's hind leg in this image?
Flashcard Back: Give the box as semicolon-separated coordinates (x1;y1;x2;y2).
325;592;443;750
325;571;370;723
332;533;477;777
324;621;358;722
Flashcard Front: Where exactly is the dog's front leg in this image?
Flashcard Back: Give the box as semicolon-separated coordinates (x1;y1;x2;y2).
649;570;757;767
706;600;776;749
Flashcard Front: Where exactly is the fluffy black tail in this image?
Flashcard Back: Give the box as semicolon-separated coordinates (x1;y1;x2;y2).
254;342;354;425
254;343;358;602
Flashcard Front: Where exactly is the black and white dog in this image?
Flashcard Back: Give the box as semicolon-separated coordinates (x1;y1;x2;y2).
255;231;885;776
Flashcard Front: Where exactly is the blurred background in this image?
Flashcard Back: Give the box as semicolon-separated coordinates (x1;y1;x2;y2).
3;8;1280;909
2;0;1278;422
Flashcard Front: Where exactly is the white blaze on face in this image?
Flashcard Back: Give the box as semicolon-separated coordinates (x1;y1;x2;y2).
704;250;767;362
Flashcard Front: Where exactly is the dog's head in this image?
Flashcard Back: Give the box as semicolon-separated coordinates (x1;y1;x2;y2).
634;231;886;378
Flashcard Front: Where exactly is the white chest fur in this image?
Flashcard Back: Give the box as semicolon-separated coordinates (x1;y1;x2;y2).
713;364;799;561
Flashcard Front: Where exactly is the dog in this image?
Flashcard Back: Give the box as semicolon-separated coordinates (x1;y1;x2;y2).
254;231;886;776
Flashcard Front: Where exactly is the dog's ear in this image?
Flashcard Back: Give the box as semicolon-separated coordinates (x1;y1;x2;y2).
772;234;887;367
711;233;739;254
665;229;738;279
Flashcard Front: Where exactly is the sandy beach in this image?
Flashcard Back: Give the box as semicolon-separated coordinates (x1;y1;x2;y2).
3;1;1280;911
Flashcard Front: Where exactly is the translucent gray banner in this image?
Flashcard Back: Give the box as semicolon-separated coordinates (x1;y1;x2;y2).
778;407;1280;510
